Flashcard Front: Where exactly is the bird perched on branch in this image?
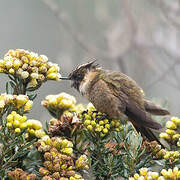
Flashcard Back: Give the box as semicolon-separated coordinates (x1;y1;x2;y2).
61;61;170;145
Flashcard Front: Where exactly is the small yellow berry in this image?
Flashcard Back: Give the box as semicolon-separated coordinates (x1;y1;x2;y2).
5;61;13;69
139;167;148;176
11;111;17;116
151;172;159;178
13;59;21;69
29;129;35;135
7;114;14;122
100;133;105;137
20;122;27;129
115;121;121;127
105;124;110;129
166;121;176;129
159;132;170;140
15;128;21;133
24;100;33;112
166;129;176;135
103;128;108;134
13;120;20;128
84;120;91;126
6;122;12;128
9;68;14;74
104;119;109;124
177;141;180;147
91;120;96;126
171;117;180;126
99;120;104;125
133;173;139;179
87;125;93;131
173;167;179;174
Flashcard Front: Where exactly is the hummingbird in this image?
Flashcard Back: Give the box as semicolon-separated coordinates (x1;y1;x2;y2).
61;61;170;144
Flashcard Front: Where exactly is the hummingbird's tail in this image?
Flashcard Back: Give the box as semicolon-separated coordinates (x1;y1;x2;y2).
144;100;170;116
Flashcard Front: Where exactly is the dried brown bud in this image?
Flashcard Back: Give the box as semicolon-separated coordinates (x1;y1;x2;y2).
42;175;53;180
41;100;49;108
52;172;61;179
39;167;50;176
44;152;51;160
43;161;53;170
53;163;61;171
66;170;76;177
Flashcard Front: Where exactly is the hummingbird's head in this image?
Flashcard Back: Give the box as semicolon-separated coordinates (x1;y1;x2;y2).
67;60;100;91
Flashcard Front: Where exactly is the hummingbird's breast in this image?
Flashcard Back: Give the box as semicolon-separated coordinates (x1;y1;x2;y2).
79;71;98;96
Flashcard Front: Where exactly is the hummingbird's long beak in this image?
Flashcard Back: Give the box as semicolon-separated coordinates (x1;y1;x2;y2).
60;77;70;80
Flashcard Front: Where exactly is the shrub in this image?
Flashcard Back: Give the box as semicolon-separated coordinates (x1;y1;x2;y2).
0;49;179;180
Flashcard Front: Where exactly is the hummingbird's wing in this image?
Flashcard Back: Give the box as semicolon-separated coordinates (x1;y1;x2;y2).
101;70;162;130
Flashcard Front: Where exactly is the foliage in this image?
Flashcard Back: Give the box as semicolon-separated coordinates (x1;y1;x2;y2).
0;49;180;180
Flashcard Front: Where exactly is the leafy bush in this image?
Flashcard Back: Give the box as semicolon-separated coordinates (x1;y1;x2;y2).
0;49;179;180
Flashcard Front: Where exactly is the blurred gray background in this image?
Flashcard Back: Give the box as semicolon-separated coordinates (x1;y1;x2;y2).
0;0;179;124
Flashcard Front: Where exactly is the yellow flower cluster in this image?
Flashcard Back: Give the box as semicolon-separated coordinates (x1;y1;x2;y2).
0;49;61;87
42;93;76;119
8;168;36;180
26;119;45;138
160;117;180;147
129;167;180;180
36;136;73;155
75;155;89;170
6;111;44;137
6;111;28;133
143;141;180;164
0;94;33;113
82;103;122;138
163;150;180;164
37;138;87;180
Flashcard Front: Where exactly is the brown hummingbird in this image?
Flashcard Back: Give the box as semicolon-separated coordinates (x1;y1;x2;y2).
61;61;170;145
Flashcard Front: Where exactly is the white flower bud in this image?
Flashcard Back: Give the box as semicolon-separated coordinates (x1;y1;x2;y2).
21;71;29;79
30;73;39;79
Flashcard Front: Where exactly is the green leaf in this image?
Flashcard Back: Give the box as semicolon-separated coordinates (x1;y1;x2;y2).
6;82;9;94
27;93;37;101
9;81;16;89
0;169;5;178
6;82;14;94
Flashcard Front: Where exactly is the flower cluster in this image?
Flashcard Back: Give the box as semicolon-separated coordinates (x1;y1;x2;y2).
75;155;89;170
163;150;180;164
35;137;87;180
8;168;36;180
160;116;180;146
26;119;45;138
42;93;76;119
48;115;82;138
143;141;180;164
129;167;180;180
35;136;73;155
6;111;44;137
0;94;33;114
143;141;165;159
81;103;122;138
0;49;61;87
6;111;27;133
